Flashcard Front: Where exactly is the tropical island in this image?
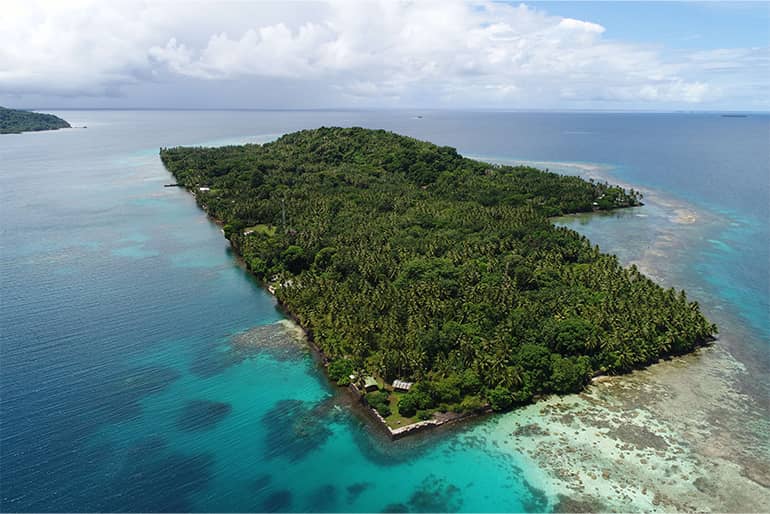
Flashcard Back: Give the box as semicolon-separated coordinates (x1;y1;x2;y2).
0;106;71;134
160;127;716;435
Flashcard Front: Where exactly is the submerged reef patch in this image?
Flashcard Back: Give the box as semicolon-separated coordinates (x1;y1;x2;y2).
306;484;338;511
381;502;410;513
261;399;333;461
231;323;308;362
99;437;214;512
260;490;293;512
190;323;307;378
407;475;463;513
100;366;181;423
346;482;372;503
176;399;232;432
552;494;607;513
252;474;273;492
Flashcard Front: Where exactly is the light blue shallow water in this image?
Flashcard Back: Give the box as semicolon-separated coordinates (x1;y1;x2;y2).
1;110;767;512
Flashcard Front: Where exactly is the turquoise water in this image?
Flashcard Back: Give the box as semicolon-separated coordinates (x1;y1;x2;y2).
1;110;767;511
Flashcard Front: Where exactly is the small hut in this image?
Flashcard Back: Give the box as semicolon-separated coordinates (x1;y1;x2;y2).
363;376;379;392
392;380;413;392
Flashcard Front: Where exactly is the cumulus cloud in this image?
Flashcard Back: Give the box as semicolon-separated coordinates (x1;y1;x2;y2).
1;0;767;107
0;1;162;96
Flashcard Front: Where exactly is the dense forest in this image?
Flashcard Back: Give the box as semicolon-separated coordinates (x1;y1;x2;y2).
0;106;70;134
161;127;715;420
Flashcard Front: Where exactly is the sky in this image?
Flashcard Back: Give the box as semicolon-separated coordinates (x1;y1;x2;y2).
1;1;768;111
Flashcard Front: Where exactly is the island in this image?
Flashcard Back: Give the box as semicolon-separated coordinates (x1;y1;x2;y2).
0;106;71;134
160;127;716;437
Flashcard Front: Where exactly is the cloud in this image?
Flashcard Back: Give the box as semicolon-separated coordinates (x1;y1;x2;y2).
0;1;158;96
1;0;767;108
149;22;339;80
0;0;325;96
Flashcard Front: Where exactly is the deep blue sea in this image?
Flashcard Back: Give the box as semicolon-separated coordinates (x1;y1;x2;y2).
1;110;768;512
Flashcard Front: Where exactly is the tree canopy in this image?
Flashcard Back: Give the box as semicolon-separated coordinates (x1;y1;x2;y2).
0;107;71;134
160;127;715;416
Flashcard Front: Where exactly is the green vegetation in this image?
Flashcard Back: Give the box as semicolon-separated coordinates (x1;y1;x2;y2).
244;224;277;237
365;390;392;417
0;107;70;134
383;391;412;427
160;127;716;418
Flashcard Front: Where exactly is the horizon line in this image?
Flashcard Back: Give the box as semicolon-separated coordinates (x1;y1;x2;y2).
14;106;770;115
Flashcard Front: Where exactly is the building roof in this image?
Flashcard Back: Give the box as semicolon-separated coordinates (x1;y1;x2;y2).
364;376;379;389
392;379;413;390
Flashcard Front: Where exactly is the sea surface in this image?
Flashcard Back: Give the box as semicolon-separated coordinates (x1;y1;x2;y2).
1;110;768;512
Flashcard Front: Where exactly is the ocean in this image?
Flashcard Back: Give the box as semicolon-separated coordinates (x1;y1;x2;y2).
1;110;768;512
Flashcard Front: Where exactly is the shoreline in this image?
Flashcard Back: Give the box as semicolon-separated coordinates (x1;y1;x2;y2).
0;125;73;135
476;158;769;511
182;183;491;439
167;160;716;442
540;157;769;382
273;296;489;440
489;343;770;512
238;233;712;442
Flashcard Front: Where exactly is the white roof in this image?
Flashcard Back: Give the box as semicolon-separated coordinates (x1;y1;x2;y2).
392;379;413;390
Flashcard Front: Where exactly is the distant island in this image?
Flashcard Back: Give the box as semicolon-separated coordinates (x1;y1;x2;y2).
0;106;71;134
160;127;716;436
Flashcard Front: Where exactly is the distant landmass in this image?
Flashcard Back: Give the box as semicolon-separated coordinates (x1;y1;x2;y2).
160;127;716;434
0;107;71;134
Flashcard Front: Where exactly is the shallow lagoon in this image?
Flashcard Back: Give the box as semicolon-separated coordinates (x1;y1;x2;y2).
1;110;767;511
